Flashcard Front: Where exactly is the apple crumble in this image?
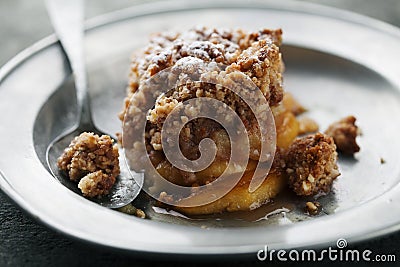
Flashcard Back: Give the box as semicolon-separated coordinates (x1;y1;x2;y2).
118;26;360;215
57;132;119;197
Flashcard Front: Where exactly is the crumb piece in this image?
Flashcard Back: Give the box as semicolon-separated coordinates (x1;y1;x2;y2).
298;117;319;135
325;116;360;155
117;203;146;218
120;27;287;188
78;170;116;198
282;92;306;115
305;201;321;215
380;158;386;164
285;133;340;196
135;209;146;219
57;132;120;197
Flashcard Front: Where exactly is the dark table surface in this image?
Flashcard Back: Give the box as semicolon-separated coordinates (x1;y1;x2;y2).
1;0;400;266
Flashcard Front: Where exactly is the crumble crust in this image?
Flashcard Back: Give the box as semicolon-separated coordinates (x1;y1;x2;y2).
119;27;284;121
325;115;360;155
285;133;340;196
57;132;119;197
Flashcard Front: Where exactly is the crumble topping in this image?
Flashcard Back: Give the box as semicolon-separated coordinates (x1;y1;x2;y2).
57;132;119;197
285;133;340;196
325;115;360;155
119;26;284;121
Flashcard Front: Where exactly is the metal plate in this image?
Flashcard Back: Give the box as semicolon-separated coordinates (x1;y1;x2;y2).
1;0;400;255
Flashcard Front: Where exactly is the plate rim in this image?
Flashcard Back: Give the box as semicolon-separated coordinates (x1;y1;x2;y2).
2;0;400;83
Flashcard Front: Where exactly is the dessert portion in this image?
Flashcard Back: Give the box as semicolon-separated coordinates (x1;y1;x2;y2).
121;27;285;173
119;26;361;216
120;27;297;213
57;132;119;197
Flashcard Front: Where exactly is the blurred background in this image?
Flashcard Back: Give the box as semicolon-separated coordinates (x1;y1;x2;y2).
1;0;399;266
1;0;400;66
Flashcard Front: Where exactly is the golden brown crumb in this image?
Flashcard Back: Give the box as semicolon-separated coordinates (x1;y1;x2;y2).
325;116;360;155
78;170;116;198
135;209;146;219
57;132;119;197
285;133;340;196
305;201;321;215
298;117;319;135
380;158;386;164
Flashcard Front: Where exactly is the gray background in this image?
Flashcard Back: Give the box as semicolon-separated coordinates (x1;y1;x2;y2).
1;0;399;266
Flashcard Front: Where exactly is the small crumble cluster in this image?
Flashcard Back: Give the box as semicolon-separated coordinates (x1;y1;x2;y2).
305;201;321;216
285;133;340;196
281;115;360;198
57;132;120;197
325;115;360;155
